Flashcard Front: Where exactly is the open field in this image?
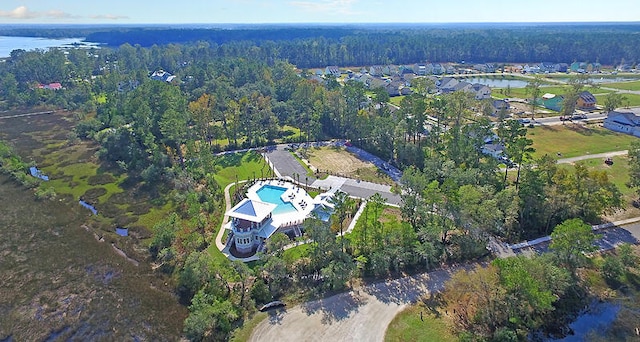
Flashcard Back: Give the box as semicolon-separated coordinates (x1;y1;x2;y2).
528;124;636;159
602;80;640;92
304;146;394;185
560;156;632;197
214;151;271;189
595;93;640;107
385;299;456;342
0;110;187;340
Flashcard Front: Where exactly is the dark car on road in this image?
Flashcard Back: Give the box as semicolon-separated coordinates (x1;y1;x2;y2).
259;300;286;312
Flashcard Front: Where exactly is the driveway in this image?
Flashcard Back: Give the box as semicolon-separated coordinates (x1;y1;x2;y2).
264;143;402;205
249;265;471;342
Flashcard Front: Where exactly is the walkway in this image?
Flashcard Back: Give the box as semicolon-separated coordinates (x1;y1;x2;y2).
557;150;628;164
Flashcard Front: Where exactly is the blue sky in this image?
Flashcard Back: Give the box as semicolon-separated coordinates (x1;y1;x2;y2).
0;0;638;24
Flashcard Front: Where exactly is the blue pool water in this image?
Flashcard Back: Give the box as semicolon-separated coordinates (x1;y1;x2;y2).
256;185;297;215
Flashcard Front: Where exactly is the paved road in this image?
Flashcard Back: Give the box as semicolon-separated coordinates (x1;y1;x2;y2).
249;264;473;342
533;112;607;126
249;221;640;341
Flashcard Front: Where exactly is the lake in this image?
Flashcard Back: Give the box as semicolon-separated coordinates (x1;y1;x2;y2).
0;36;98;58
455;76;529;88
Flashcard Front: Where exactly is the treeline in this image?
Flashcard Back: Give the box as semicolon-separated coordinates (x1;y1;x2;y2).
79;24;640;67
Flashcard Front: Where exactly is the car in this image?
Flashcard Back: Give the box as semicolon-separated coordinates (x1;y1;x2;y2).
518;118;531;124
259;300;286;312
571;114;587;120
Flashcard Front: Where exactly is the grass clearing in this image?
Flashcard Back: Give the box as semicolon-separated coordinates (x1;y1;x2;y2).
283;243;311;264
595;93;640;107
602;80;640;91
560;156;633;197
304;146;394;185
230;312;268;342
214;151;271;189
528;124;636;159
385;300;456;342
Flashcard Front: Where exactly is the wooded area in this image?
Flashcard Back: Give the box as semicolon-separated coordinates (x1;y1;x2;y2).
0;24;638;340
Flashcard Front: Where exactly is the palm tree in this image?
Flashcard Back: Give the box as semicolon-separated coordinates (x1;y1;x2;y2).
329;190;349;252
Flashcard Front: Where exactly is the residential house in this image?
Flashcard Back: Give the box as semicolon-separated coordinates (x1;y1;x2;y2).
556;63;569;73
325;66;341;77
523;64;541;74
474;63;496;73
384;81;403;97
576;91;597;111
453;81;473;93
431;63;445;75
369;65;385;76
492;99;510;115
471;83;492;100
438;77;459;93
482;143;506;159
226;198;277;254
540;62;557;73
400;86;413;96
150;70;176;83
37;82;63;90
537;93;564;112
416;64;428;76
603;111;640;137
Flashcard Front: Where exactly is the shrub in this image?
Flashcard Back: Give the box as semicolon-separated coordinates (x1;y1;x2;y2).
601;256;624;282
35;186;57;201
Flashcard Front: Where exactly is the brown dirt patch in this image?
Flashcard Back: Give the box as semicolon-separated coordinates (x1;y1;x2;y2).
306;146;376;175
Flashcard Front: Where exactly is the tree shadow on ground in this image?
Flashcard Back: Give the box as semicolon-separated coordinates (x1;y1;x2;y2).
300;291;367;324
362;267;462;306
266;307;287;325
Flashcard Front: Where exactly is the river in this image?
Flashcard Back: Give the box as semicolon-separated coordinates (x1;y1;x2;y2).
0;36;99;58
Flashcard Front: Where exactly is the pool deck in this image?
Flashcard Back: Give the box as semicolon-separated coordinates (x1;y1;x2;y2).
246;180;317;219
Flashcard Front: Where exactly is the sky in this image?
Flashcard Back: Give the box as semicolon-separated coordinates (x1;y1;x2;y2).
0;0;638;25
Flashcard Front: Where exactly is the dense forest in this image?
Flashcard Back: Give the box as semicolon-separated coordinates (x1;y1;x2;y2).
0;31;634;340
1;23;640;67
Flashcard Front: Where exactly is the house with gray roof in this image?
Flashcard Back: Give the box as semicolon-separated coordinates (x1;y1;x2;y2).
604;111;640;137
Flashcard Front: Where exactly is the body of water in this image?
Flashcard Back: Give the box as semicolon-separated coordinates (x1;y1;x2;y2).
549;302;621;341
456;77;529;88
555;76;640;84
256;185;297;215
0;36;97;58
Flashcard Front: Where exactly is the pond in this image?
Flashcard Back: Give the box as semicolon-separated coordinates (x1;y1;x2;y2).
455;76;529;88
548;301;621;341
554;77;640;84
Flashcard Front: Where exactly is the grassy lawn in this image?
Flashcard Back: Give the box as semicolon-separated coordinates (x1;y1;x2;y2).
282;243;311;264
304;146;394;185
602;80;640;91
230;312;268;342
528;124;636;159
559;156;633;197
214;151;271;189
595;93;640;107
385;301;456;342
495;85;609;99
389;96;405;106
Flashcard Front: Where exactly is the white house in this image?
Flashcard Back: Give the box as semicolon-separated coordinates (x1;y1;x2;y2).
603;111;640;137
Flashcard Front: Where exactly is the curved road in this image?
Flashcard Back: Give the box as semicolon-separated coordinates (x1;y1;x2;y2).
249;265;472;342
249;219;640;342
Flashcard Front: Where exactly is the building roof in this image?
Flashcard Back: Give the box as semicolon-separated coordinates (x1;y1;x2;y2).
579;91;596;104
606;111;640;126
227;198;276;223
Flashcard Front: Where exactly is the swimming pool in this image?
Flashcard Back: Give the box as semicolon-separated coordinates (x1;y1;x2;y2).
255;185;297;215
